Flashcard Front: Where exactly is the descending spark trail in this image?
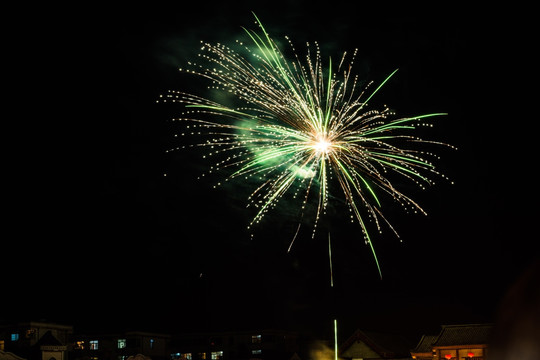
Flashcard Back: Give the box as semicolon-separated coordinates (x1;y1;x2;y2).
161;13;454;277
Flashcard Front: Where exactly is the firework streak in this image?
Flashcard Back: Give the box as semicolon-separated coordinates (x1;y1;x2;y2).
160;13;453;277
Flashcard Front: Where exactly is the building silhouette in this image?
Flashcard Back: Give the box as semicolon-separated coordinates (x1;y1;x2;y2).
410;324;493;360
0;322;299;360
2;320;496;360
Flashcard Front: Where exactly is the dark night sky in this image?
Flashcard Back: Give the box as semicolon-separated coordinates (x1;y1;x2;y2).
4;2;539;342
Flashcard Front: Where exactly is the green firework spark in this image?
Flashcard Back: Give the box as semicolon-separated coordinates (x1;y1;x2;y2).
161;13;454;277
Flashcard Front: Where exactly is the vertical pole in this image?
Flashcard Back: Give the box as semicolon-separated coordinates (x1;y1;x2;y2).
334;319;338;360
328;232;337;360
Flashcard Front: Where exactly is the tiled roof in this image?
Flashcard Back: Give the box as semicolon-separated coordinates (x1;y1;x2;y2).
411;335;437;353
432;324;493;347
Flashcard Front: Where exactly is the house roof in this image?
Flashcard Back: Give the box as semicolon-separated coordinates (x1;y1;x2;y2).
432;324;493;347
34;331;64;347
126;354;151;360
339;329;415;358
411;335;437;353
0;351;26;360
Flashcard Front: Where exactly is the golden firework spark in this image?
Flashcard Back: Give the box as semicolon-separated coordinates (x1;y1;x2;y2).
161;13;454;276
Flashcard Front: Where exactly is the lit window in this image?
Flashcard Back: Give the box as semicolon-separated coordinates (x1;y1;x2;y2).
118;356;129;360
75;341;85;350
1;340;5;351
118;339;127;349
90;340;99;350
251;350;262;355
11;334;19;341
171;353;191;360
26;329;36;339
198;353;206;359
210;351;223;360
251;335;261;344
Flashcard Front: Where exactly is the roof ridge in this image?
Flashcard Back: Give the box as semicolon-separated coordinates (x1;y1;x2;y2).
411;334;438;353
441;323;494;327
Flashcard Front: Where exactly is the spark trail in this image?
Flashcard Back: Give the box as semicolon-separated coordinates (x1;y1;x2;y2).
161;13;454;277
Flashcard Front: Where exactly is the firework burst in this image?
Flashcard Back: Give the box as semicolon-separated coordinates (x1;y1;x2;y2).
160;13;454;276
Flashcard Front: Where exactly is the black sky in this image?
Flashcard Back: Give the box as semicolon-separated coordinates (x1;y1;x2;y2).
4;2;539;341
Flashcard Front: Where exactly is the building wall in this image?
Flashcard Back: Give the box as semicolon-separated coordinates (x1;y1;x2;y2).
434;346;487;360
71;332;171;360
127;332;170;359
41;349;64;360
169;330;298;360
0;322;72;360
